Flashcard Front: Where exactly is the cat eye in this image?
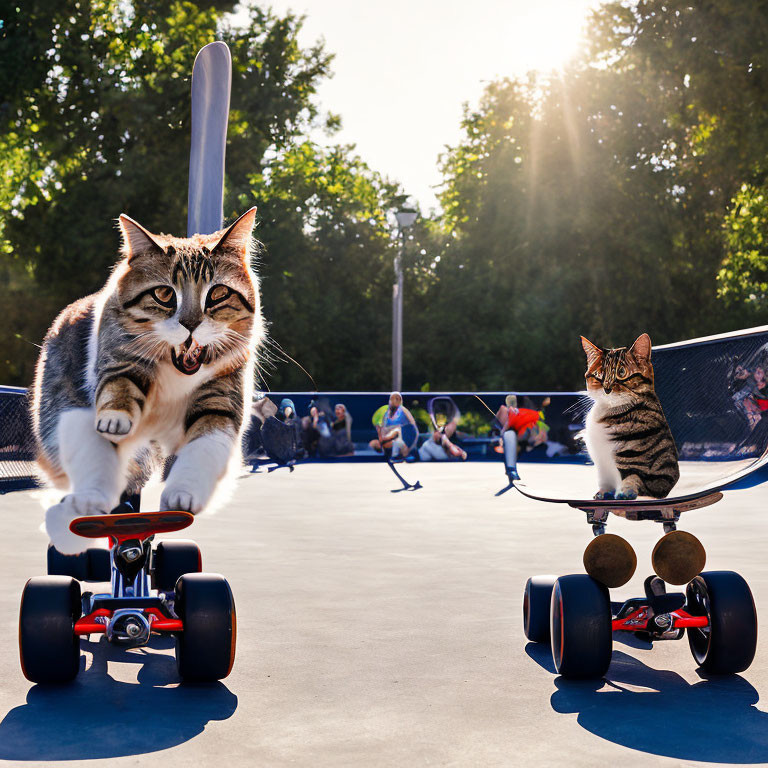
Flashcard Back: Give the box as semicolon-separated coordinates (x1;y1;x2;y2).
151;286;176;307
618;366;627;378
206;284;232;306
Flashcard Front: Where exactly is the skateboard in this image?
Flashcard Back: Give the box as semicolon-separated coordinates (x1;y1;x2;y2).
514;460;764;679
19;504;236;684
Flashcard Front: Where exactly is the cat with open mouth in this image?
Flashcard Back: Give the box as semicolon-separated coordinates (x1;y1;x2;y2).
31;208;265;553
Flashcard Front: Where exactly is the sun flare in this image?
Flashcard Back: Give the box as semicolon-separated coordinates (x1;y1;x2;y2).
508;2;594;73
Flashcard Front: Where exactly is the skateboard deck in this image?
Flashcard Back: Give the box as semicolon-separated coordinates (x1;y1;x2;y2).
512;447;768;520
70;511;194;539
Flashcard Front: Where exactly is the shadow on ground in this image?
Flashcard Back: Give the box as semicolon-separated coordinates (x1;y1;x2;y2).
0;636;238;761
526;642;768;763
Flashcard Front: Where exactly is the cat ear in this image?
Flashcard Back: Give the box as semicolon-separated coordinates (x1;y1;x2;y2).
118;215;162;261
212;207;258;258
581;336;602;367
630;333;652;360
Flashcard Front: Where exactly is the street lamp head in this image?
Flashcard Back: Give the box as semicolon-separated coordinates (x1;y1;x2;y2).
395;210;418;229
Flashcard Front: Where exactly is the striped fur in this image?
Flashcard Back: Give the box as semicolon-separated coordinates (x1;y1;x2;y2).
31;209;264;553
581;333;679;500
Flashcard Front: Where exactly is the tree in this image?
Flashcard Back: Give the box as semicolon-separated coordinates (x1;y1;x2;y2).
415;0;768;391
0;0;334;384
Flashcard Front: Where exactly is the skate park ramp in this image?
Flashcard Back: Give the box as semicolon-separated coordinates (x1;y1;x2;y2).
516;325;768;502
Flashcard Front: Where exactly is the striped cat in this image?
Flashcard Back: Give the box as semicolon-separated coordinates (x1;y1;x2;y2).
31;208;264;553
581;333;679;500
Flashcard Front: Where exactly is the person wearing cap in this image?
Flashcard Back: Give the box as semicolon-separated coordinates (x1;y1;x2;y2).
278;398;296;420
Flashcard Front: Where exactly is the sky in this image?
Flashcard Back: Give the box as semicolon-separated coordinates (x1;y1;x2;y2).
243;0;599;211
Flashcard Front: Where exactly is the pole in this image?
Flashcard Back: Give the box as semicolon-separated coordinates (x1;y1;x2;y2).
187;41;231;236
392;229;404;391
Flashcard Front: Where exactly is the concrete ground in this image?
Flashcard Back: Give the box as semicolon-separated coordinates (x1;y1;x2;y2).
1;461;768;767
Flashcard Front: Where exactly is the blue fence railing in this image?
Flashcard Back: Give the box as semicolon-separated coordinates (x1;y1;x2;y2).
3;322;768;489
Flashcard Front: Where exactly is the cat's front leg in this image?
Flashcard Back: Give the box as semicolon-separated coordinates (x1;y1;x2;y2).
161;429;235;513
94;372;149;443
616;474;642;500
46;408;127;554
161;378;243;513
585;421;621;499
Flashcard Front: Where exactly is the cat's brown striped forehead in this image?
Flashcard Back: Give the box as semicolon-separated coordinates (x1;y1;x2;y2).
581;334;654;393
116;236;256;304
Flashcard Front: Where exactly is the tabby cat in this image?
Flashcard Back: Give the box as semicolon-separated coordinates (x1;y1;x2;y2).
581;333;679;499
31;208;264;553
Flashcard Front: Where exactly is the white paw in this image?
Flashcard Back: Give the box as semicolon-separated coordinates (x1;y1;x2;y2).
46;493;108;554
160;486;202;514
95;410;134;442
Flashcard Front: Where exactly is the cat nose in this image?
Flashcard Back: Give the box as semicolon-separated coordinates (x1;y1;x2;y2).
179;318;200;333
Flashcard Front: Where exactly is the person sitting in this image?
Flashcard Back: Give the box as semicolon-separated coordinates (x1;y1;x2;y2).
418;416;468;462
369;391;417;459
319;403;355;457
260;397;304;466
242;395;278;463
496;394;547;481
302;400;332;456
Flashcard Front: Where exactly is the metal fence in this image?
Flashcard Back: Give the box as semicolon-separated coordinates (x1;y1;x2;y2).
0;386;39;493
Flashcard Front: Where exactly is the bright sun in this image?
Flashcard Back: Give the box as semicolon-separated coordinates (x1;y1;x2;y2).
508;2;594;73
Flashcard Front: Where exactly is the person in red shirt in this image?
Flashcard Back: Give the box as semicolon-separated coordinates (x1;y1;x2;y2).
497;395;547;481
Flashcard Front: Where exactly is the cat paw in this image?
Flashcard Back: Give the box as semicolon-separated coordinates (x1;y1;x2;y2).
594;490;615;500
46;493;108;554
616;488;638;500
95;409;134;442
160;486;203;514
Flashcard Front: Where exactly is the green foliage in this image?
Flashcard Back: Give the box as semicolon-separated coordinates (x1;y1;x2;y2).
4;0;768;392
403;0;768;391
249;140;401;389
720;184;768;303
0;0;400;388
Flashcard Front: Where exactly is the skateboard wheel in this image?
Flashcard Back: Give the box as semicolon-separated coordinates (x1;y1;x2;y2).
652;530;706;585
153;540;202;592
686;571;757;674
175;573;236;681
583;534;636;588
523;575;557;642
87;548;112;582
550;575;612;679
19;576;82;684
47;545;89;581
48;545;111;582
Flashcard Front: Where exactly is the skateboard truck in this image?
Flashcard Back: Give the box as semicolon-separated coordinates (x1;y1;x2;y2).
106;608;152;645
114;539;151;585
585;508;608;536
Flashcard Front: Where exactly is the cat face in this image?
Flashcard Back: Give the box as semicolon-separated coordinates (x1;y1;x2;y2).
581;333;654;398
115;209;262;375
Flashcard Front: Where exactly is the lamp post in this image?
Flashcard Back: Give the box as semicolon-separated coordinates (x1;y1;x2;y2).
393;209;417;391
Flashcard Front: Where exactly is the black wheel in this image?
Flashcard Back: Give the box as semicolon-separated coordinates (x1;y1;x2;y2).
523;575;557;642
48;546;112;582
87;548;112;582
47;545;89;580
19;576;81;684
550;574;612;679
175;573;236;681
686;570;757;674
153;540;202;592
